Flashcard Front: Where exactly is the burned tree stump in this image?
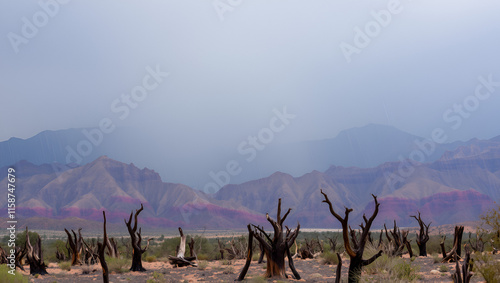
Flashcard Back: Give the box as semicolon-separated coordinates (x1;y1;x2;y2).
321;190;383;283
64;228;83;265
452;245;473;283
124;203;151;271
240;198;301;280
442;226;465;263
411;212;431;256
25;227;48;275
168;227;197;267
97;211;110;283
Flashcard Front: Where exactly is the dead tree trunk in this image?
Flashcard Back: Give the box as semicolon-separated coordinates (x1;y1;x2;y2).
14;247;26;271
468;232;484;252
442;226;465;263
97;211;110;283
217;238;225;260
55;247;66;261
0;245;7;264
384;221;406;257
237;225;254;281
328;235;339;252
334;252;342;283
64;228;83;265
168;227;197;267
452;245;473;283
248;199;301;279
25;227;48;275
321;190;383;283
124;203;151;271
105;237;119;258
188;237;196;258
410;212;431;257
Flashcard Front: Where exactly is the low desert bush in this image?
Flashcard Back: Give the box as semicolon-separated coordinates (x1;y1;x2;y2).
320;250;340;265
58;261;71;271
107;257;129;274
0;265;29;283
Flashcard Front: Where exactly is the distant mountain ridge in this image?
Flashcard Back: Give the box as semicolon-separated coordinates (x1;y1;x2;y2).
0;156;264;229
0;124;482;190
2;137;499;229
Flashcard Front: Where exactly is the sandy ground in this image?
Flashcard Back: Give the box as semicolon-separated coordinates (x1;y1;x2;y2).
14;253;498;283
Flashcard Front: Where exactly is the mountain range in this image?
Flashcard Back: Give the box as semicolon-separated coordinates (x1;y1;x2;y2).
0;124;481;191
1;127;499;230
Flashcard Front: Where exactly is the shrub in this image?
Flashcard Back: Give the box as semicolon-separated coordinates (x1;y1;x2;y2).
145;255;157;262
0;265;29;283
59;261;72;271
474;253;500;283
107;257;130;274
392;261;420;281
438;264;448;272
221;259;233;265
431;253;441;264
362;254;420;282
197;260;208;270
320;250;339;265
223;266;235;274
252;253;260;261
197;253;209;260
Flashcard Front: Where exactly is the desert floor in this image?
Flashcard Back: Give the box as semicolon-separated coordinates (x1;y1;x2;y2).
16;253;498;283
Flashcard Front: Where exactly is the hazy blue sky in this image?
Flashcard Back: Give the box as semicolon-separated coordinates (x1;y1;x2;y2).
1;0;500;148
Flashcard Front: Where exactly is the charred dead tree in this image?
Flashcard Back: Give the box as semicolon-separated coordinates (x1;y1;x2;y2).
376;229;384;249
321;190;383;283
328;235;339;252
105;237;120;258
383;221;408;257
0;245;7;264
241;198;301;279
452;245;473;283
188;237;196;258
217;238;225;260
25;227;48;275
298;238;322;259
251;225;267;263
468;232;484;252
334;252;342;283
442;226;465;263
82;238;99;265
14;247;27;271
55;247;66;261
64;228;83;265
121;237;132;258
168;227;197;267
237;225;255;281
410;212;431;256
124;203;152;271
97;211;110;283
225;236;247;260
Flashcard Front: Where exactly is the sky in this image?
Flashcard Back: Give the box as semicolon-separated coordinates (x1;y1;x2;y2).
1;0;500;150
